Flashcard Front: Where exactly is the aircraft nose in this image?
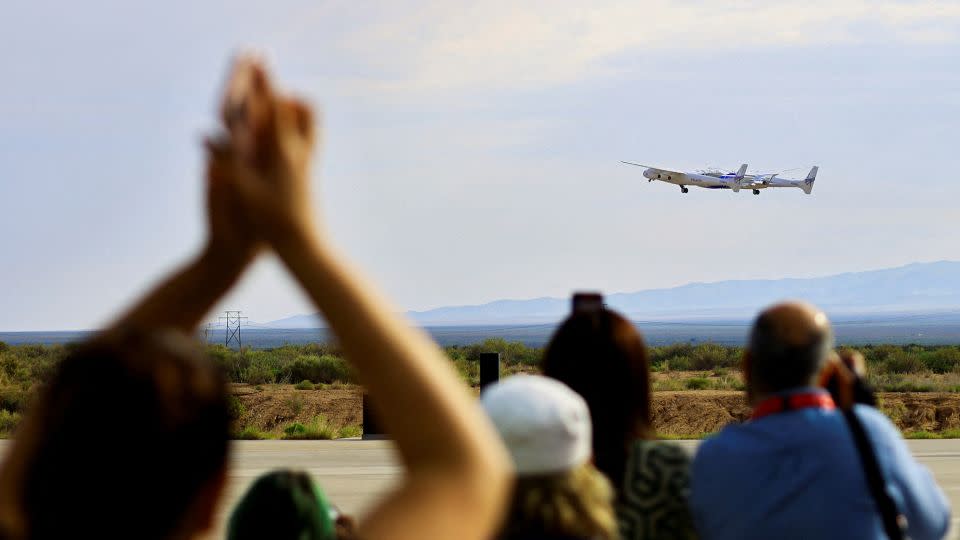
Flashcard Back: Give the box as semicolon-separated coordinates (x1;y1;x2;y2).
643;169;654;178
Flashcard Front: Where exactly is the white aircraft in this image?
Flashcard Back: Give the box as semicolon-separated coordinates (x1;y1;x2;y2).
621;162;818;195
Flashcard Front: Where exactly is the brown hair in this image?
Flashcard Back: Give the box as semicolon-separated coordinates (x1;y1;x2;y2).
0;329;231;539
499;463;617;540
540;309;652;496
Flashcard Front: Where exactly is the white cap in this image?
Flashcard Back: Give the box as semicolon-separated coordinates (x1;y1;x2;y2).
481;375;592;475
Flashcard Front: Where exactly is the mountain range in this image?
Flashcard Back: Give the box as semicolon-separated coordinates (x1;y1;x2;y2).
265;261;960;328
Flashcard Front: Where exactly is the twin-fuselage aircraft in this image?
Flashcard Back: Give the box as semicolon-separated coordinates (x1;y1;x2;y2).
621;162;819;195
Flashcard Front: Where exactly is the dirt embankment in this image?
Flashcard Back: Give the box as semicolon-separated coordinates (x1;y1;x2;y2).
232;384;960;436
233;384;362;433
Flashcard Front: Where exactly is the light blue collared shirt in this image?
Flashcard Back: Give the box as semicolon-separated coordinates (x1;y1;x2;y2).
690;387;950;540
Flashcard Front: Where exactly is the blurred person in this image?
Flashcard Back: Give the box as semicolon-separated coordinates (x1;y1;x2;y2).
0;126;258;538
541;295;697;540
210;57;511;540
689;302;950;540
227;469;357;540
0;55;511;540
481;375;618;540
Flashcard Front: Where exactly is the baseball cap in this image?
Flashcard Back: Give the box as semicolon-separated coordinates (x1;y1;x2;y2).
481;375;592;475
227;469;336;540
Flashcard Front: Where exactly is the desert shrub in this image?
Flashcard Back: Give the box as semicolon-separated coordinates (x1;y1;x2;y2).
283;416;335;440
226;395;246;421
649;344;694;368
283;423;307;436
234;426;271;440
0;385;31;413
207;345;245;381
286;354;353;384
0;409;21;436
453;358;480;386
453;339;541;366
284;394;306;415
652;378;685;391
666;355;693;371
685;377;711;390
882;351;925;374
243;361;276;385
337;425;363;438
924;348;960;374
295;380;315;390
689;344;736;371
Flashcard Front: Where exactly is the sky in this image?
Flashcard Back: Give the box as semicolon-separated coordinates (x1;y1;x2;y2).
1;0;959;331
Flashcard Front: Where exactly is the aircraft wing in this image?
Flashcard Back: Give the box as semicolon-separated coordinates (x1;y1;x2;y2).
620;161;685;175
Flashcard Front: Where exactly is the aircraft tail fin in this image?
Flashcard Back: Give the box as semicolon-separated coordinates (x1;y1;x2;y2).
732;163;748;192
800;166;818;194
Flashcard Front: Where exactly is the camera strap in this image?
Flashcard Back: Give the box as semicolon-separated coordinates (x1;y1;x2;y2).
843;408;907;540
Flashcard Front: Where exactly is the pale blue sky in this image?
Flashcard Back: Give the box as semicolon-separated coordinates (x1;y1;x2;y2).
2;1;959;330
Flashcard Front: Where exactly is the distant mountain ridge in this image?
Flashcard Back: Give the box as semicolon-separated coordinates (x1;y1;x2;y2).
266;261;960;328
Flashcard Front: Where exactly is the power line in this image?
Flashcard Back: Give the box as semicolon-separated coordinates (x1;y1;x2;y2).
218;310;248;349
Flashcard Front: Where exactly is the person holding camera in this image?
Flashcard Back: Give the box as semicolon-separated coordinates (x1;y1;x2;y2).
689;302;949;540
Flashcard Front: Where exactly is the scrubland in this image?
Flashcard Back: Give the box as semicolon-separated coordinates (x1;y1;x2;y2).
3;339;960;438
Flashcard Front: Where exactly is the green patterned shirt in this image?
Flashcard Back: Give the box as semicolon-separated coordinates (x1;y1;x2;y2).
617;440;697;540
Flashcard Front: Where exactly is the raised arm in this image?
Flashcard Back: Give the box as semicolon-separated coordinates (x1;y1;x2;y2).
219;59;511;540
105;153;259;335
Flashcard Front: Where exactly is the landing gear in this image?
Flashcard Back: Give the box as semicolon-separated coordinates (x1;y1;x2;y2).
680;186;689;194
752;189;760;195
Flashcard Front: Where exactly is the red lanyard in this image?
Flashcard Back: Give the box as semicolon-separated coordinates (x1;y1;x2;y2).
751;392;835;421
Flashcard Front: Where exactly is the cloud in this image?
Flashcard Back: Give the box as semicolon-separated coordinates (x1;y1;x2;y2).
305;0;960;95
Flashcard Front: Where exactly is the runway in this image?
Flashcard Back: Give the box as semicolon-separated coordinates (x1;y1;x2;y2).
214;439;960;539
1;439;959;538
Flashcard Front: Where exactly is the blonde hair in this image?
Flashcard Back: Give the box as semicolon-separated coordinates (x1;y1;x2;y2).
500;462;619;540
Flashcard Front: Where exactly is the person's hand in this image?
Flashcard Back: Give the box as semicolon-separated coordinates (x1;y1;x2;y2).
819;349;867;409
202;140;263;266
217;57;320;249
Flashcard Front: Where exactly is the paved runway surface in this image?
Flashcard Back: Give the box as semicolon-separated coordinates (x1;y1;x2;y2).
213;439;960;539
2;439;960;538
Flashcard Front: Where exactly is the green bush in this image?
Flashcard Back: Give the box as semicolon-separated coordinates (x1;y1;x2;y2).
243;361;276;385
283;416;336;440
284;394;306;415
685;377;711;390
283;423;307;436
453;358;480;386
337;425;363;438
286;355;353;384
882;351;926;374
295;380;315;390
0;385;31;413
924;348;960;374
226;395;246;421
0;409;21;436
234;426;271;440
689;344;736;370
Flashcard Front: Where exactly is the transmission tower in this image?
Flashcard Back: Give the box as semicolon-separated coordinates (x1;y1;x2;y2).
218;310;248;349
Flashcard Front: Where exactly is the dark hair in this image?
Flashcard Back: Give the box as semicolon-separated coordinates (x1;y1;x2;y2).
540;309;651;496
749;311;832;393
0;329;231;539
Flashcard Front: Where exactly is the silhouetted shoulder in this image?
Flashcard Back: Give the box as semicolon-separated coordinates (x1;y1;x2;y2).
618;440;697;540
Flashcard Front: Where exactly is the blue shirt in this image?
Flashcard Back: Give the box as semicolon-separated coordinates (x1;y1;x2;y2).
690;388;950;540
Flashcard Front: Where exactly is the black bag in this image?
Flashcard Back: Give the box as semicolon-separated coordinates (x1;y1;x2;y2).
843;408;908;540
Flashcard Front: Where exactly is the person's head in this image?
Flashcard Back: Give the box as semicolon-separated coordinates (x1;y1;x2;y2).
481;375;618;540
0;329;231;539
745;301;835;403
228;470;344;540
540;295;651;494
